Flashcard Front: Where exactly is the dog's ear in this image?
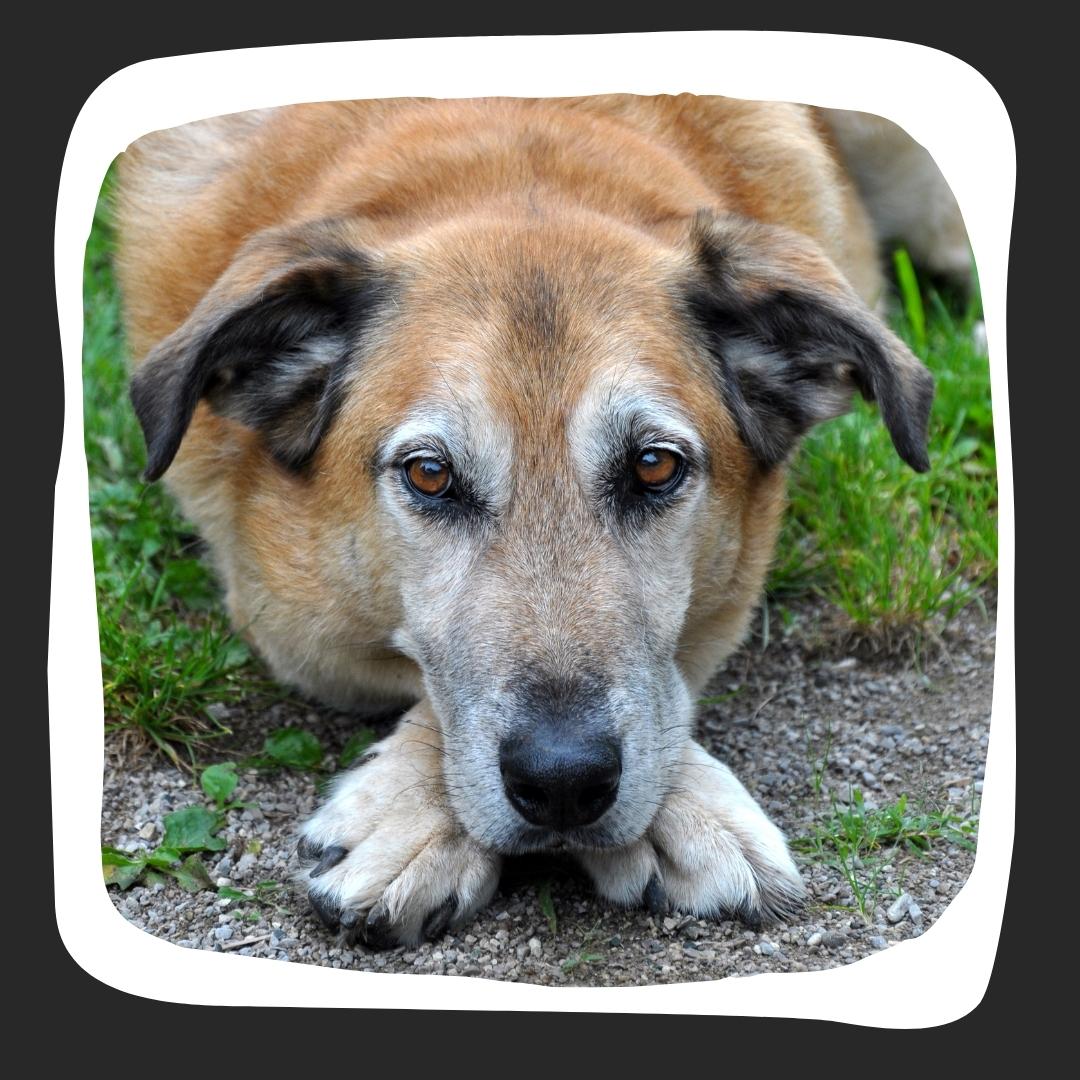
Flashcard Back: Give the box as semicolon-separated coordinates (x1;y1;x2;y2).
130;223;390;482
685;213;934;472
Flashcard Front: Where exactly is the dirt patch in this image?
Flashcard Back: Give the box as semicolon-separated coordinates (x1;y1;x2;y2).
102;592;994;985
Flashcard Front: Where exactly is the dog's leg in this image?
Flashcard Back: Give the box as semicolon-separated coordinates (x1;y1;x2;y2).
296;701;501;948
577;740;805;925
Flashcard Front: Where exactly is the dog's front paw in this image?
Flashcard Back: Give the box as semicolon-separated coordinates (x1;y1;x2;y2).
295;709;501;948
577;742;805;925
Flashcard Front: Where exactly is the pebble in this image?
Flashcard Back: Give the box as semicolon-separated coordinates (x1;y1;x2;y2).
972;320;987;354
908;901;923;927
887;893;913;924
758;940;777;956
233;852;258;880
820;931;848;950
869;936;888;950
805;932;823;947
214;925;234;941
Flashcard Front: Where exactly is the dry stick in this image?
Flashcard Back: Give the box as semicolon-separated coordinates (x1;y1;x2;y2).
219;933;271;952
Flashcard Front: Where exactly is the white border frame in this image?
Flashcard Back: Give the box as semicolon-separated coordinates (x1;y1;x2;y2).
53;31;1014;1023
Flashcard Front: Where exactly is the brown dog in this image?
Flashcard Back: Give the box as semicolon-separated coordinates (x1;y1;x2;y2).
117;95;943;948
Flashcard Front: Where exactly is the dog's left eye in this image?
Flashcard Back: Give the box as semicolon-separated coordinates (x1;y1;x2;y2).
404;456;454;498
633;447;685;494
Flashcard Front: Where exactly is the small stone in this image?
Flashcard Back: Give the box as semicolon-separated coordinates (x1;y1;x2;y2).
887;893;912;924
214;925;234;941
972;320;987;354
138;822;156;840
928;878;940;890
908;901;923;926
805;932;823;947
758;940;777;956
869;936;888;950
820;931;847;949
233;852;258;880
974;780;984;794
528;937;542;957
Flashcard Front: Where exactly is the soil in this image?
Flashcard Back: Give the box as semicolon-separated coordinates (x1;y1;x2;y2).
103;592;995;985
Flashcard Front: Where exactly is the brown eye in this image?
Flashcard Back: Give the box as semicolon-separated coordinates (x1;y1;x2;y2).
634;447;683;492
405;457;453;498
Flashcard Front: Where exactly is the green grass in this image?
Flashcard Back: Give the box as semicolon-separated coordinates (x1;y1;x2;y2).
84;166;996;759
767;254;996;646
84;168;273;765
793;789;979;922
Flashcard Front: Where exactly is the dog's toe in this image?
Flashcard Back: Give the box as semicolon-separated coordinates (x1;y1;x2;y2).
421;894;458;941
309;890;344;932
642;873;671;916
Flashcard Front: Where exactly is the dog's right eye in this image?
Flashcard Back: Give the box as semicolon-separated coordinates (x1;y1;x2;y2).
404;457;454;499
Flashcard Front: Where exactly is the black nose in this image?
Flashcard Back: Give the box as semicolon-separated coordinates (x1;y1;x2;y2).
500;731;621;831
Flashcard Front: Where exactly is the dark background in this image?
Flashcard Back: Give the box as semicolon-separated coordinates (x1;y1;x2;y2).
16;9;1062;1063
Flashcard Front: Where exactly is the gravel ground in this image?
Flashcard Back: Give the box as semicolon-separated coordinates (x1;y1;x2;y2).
103;592;994;985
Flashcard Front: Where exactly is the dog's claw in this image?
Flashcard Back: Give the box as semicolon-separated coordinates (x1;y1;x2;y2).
643;873;670;916
362;900;397;951
310;891;342;932
296;835;323;861
310;845;348;879
422;895;458;941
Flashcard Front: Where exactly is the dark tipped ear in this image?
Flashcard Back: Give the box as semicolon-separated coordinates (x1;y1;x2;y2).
685;213;934;472
129;223;390;482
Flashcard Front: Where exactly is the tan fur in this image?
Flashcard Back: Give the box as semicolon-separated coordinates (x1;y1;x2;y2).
115;95;938;943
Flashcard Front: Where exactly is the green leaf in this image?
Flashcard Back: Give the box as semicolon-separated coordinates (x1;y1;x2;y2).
101;846;141;866
102;848;147;890
168;854;215;893
146;847;182;868
339;729;377;769
263;727;323;770
217;886;251;901
160;806;227;852
200;762;238;808
537;880;557;935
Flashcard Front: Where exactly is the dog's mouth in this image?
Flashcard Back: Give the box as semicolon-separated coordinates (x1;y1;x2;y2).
502;820;625;855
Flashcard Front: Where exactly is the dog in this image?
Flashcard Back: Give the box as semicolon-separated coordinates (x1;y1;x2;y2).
116;95;958;949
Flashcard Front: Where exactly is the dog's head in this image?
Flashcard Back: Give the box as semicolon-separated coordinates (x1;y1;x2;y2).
131;208;932;854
